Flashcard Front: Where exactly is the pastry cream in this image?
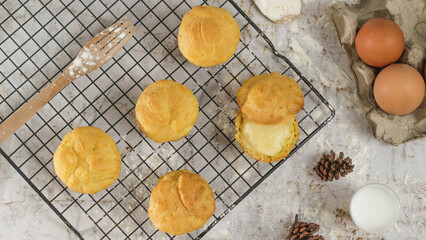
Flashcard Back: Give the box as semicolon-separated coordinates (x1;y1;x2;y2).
241;116;292;156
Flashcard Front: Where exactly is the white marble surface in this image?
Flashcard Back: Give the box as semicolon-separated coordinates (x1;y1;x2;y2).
1;0;425;239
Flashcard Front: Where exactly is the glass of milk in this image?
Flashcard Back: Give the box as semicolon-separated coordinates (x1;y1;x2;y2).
350;183;401;233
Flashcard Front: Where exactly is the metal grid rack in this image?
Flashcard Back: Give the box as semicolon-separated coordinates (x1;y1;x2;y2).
0;0;335;239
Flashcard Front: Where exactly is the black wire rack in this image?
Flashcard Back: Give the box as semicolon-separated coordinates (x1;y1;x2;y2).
0;0;335;239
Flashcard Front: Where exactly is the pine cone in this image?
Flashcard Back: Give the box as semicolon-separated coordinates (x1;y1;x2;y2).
286;214;324;240
314;150;354;182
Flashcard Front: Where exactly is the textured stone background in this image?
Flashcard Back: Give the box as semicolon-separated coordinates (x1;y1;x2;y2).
1;0;425;239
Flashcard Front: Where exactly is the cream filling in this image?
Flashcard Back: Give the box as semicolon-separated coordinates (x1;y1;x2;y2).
241;116;292;156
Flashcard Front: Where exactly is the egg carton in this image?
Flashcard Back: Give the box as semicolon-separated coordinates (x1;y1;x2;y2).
0;0;334;239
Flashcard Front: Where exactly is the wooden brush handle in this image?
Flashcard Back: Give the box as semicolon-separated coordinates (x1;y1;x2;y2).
0;73;73;144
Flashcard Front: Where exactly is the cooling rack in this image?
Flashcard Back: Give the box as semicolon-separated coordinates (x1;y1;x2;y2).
0;0;335;239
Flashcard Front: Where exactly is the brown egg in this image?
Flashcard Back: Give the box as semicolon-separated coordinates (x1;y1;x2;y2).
374;64;425;115
355;18;405;67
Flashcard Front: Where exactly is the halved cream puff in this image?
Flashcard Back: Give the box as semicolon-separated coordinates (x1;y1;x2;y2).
235;72;304;163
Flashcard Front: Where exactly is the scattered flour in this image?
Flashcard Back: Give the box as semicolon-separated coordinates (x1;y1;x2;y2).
81;50;93;60
72;57;81;67
287;37;351;90
67;46;97;78
206;220;231;239
254;0;302;23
